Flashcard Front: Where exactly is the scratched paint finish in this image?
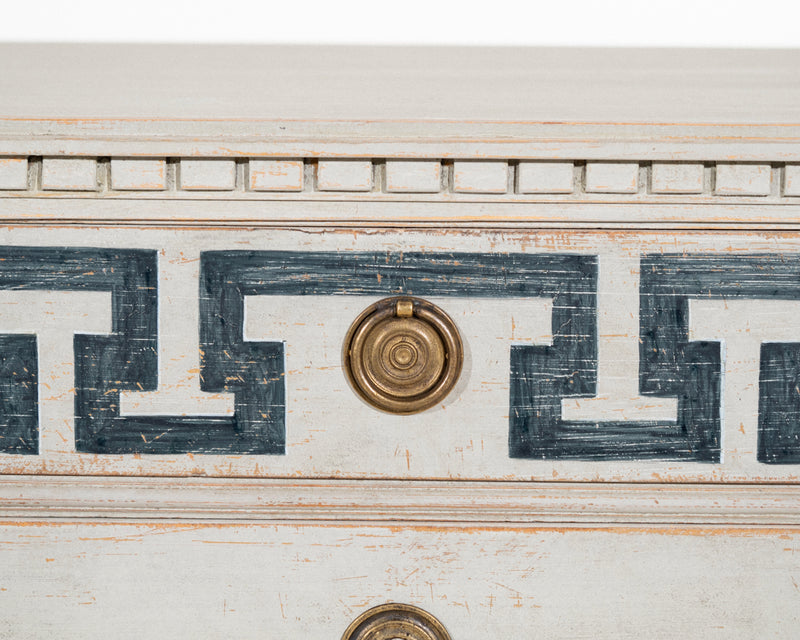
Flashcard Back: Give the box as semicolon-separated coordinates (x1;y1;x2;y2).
0;522;797;639
0;248;283;456
203;249;596;460
0;334;36;453
0;227;799;481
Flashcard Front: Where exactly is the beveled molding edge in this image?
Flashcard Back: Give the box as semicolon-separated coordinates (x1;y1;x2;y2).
1;475;799;526
3;118;800;158
1;156;799;204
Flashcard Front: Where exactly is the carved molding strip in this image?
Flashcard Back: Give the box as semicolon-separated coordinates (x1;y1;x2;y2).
1;157;799;202
2;476;800;525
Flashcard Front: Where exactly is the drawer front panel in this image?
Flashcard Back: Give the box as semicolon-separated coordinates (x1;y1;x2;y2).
0;226;798;482
0;521;798;639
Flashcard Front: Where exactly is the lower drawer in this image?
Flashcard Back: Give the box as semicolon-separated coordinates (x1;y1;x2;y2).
1;521;798;639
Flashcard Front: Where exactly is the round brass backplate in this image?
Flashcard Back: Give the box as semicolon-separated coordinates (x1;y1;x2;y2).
343;297;463;414
341;603;452;640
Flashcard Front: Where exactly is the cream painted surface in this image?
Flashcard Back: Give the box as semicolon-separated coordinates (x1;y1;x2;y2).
690;300;800;471
715;164;772;196
785;165;800;197
41;158;96;191
244;296;552;346
585;162;639;194
317;160;373;192
3;160;800;219
385;160;441;193
118;245;234;417
179;159;236;191
453;161;508;193
0;292;112;457
561;252;678;423
0;522;798;639
651;162;705;194
516;161;574;194
110;159;166;191
249;160;304;191
5;134;800;161
3;476;800;525
3;46;800;125
0;157;27;190
0;226;796;481
8;198;800;226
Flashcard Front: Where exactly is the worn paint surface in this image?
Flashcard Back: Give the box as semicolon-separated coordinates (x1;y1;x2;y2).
0;521;798;639
0;227;797;481
1;45;799;640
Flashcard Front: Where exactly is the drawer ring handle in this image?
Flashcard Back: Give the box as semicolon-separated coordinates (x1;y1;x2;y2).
343;296;463;414
341;602;452;640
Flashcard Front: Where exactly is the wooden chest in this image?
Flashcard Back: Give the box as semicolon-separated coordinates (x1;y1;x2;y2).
1;44;799;638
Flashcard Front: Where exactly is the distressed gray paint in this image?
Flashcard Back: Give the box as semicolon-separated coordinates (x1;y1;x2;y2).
642;254;800;464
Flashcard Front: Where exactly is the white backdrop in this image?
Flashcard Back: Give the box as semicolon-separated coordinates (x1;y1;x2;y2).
0;0;799;46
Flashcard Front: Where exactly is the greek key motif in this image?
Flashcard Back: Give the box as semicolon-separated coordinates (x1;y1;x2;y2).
2;247;799;465
0;247;283;455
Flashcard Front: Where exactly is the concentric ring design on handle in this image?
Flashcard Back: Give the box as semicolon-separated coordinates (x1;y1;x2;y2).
343;297;463;414
341;603;452;640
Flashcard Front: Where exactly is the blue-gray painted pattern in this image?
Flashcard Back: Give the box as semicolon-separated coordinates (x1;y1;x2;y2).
0;247;798;464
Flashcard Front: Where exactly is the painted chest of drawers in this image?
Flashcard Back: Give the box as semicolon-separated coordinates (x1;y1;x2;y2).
1;45;800;638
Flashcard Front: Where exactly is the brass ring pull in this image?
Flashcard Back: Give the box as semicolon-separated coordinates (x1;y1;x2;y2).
343;297;463;414
341;603;452;640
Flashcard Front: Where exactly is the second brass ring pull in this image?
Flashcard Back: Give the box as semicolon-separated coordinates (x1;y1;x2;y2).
341;603;452;640
343;296;463;414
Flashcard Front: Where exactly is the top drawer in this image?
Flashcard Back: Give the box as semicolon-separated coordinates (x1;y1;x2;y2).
2;198;800;483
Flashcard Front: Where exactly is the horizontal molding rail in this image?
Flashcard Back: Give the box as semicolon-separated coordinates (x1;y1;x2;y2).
4;118;800;157
0;157;797;197
5;199;800;228
2;476;800;526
